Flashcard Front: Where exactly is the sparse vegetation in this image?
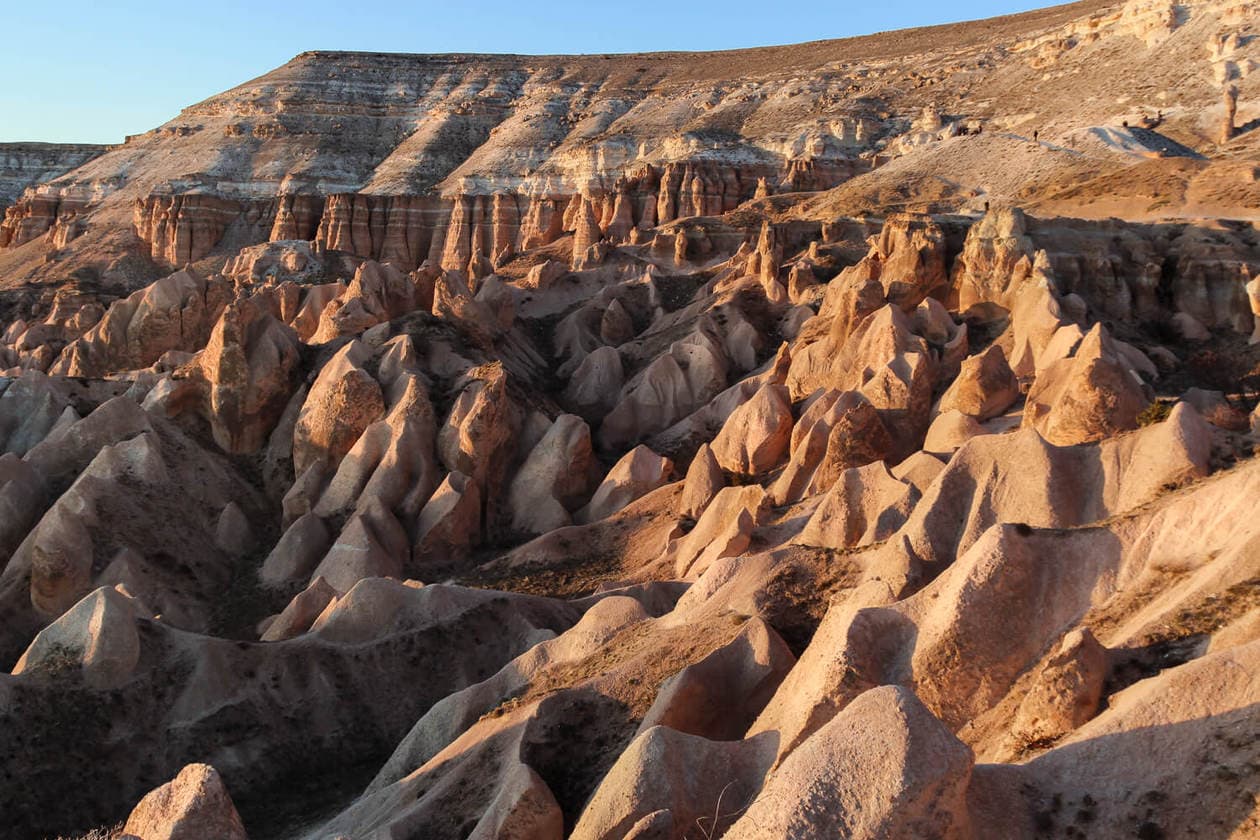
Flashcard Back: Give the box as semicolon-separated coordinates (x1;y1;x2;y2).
1137;400;1172;426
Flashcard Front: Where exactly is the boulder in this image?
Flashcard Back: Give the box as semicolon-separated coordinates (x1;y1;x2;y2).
578;445;674;524
122;763;248;840
507;414;597;535
1023;323;1150;445
291;340;385;477
438;364;518;495
708;382;793;476
600;299;636;346
936;344;1019;421
870;213;949;310
951;206;1036;313
726;686;973;839
13;587;141;690
679;443;724;519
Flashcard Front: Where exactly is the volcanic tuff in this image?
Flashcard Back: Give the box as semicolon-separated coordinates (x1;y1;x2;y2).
0;143;108;209
2;0;1260;838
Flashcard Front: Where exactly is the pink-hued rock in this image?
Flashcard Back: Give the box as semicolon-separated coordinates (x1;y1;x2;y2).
599;332;729;450
770;389;891;504
578;445;673;524
413;470;482;572
936;344;1019;421
1023;323;1151;445
728;686;973;840
291;340;385;477
666;485;766;579
190;296;301;453
13;586;142;690
507;413;597;535
309;498;409;593
637;618;796;740
122;763;248;840
564;345;624;421
679;443;724;519
708;382;793;476
796;462;919;550
261;576;339;642
572;728;779;840
923;409;986;457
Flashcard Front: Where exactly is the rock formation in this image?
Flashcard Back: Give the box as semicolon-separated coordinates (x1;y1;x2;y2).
2;2;1259;837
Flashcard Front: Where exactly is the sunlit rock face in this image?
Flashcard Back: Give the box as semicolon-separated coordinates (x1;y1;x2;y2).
2;0;1260;837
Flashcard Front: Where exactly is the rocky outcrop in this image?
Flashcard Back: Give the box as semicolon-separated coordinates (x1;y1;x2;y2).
187;296;302;453
868;213;950;310
438;364;520;532
507;414;597;535
709;382;793;476
573;728;778;840
578;445;673;524
50;270;230;377
133;194;276;268
13;586;142;689
0;143;105;209
600;332;729;450
770;389;893;505
680;443;724;519
413;470;482;572
1023;323;1151;445
291;340;385;477
951;207;1037;314
936;344;1019;421
0;369;75;456
666;485;767;579
728;686;973;839
796;461;919;550
122;763;248;840
4;7;1260;839
0;193;90;249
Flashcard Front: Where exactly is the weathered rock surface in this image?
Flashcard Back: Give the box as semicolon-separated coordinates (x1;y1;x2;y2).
728;686;974;839
3;3;1260;837
578;445;673;524
122;763;249;840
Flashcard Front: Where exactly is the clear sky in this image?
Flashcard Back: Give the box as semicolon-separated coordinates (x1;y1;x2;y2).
1;0;1061;144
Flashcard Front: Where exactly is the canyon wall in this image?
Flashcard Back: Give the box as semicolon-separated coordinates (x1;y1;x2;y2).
0;143;106;208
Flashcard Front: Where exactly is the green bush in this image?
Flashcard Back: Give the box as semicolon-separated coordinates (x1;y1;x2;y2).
1137;401;1172;426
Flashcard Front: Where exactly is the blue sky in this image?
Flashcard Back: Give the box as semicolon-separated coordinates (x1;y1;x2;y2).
1;0;1058;144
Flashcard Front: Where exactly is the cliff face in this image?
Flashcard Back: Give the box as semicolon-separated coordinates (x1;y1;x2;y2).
2;2;1260;839
0;143;106;209
0;0;1254;281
